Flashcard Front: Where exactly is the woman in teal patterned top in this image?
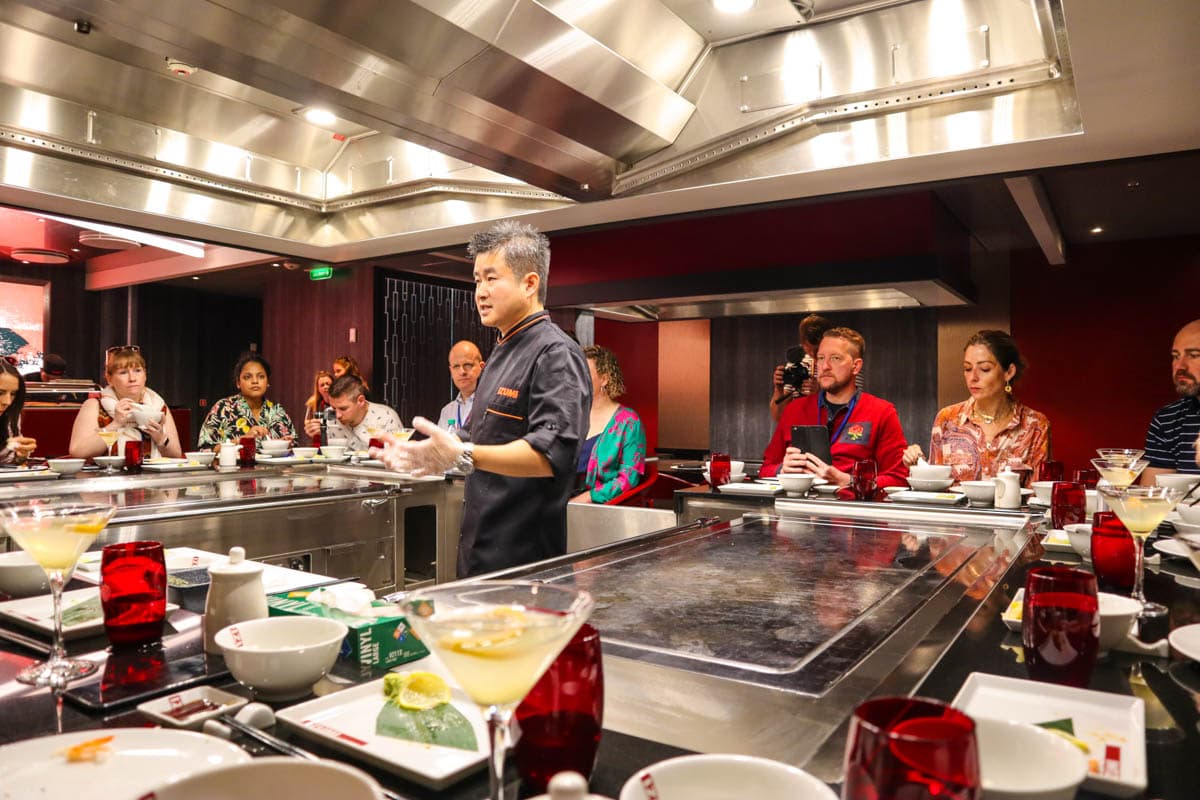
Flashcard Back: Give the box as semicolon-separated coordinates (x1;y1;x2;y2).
198;353;297;450
572;345;646;504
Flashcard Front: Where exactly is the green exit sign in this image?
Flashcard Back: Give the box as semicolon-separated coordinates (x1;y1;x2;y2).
308;265;334;281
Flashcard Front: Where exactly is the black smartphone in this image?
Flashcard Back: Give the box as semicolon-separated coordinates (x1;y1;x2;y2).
790;425;832;464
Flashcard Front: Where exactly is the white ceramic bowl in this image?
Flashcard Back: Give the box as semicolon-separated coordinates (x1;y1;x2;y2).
261;439;290;455
326;437;349;447
147;757;383;800
0;551;49;596
974;718;1087;800
321;445;347;460
703;471;746;484
1156;473;1200;492
184;450;215;466
908;463;952;481
907;477;954;492
292;446;318;458
1098;592;1141;654
1063;523;1092;559
215;616;348;700
959;480;996;503
779;473;816;495
93;455;125;470
705;460;746;475
130;403;163;427
1031;480;1057;503
46;458;85;475
619;754;837;800
1177;501;1200;525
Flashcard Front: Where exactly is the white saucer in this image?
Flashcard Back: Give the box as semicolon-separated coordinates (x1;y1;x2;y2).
1152;538;1192;559
1169;623;1200;663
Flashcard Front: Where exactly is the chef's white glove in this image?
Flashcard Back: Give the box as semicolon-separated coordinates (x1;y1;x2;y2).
372;416;464;476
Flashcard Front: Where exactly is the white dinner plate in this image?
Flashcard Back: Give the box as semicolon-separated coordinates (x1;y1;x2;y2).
275;658;487;789
1168;623;1200;663
0;466;59;482
953;672;1146;798
0;728;250;800
255;454;312;464
716;481;783;496
142;460;211;472
1152;538;1192;560
309;453;349;463
0;586;178;639
888;490;967;506
354;459;389;468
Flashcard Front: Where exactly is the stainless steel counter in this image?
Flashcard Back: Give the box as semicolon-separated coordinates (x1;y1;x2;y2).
490;504;1036;782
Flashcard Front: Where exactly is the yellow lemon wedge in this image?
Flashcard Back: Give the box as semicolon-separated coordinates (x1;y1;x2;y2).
1005;598;1023;621
1042;727;1091;753
70;520;108;535
394;671;451;710
444;607;530;655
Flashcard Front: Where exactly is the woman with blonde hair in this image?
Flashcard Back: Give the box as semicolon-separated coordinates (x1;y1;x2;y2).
571;345;646;504
69;346;184;460
332;355;368;392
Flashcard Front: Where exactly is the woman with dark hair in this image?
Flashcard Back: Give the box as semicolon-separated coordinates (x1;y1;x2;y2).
0;359;37;463
70;346;184;460
198;353;296;449
571;345;646;504
903;330;1050;485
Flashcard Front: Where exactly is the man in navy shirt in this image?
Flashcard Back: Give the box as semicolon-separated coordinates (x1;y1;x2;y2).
374;220;591;576
1142;319;1200;484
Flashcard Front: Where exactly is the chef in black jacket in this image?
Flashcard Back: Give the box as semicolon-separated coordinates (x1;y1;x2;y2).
373;220;591;577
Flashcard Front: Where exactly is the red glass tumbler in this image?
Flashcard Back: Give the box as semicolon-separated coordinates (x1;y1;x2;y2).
514;623;604;793
100;541;167;647
238;435;257;467
123;439;143;474
1050;482;1087;530
1037;460;1065;483
1022;566;1099;688
1091;511;1135;592
851;459;878;501
708;452;731;489
842;696;981;800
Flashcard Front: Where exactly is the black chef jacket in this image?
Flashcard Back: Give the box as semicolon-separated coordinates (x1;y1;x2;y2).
457;311;591;577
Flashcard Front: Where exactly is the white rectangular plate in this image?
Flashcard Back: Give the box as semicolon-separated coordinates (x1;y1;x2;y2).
256;454;313;464
138;685;248;729
1042;529;1075;553
953;672;1146;797
276;658;487;789
0;586;179;640
76;546;219;579
142;461;211;472
715;482;783;496
889;490;967;506
0;467;59;482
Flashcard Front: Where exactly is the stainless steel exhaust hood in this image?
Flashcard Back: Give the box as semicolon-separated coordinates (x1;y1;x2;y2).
0;0;1091;275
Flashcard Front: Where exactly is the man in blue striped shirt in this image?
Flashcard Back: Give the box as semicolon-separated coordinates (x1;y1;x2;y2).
1142;319;1200;484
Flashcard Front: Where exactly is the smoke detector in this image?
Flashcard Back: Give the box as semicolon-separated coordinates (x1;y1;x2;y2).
281;260;300;271
165;58;198;77
10;248;70;264
79;231;142;251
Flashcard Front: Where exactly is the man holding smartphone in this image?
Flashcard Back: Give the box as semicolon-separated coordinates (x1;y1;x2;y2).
759;327;908;488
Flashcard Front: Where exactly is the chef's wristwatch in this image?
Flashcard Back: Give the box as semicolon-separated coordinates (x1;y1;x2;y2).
453;441;475;475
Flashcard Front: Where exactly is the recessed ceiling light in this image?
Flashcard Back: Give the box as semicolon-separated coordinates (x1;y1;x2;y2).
1126;179;1141;188
70;247;80;252
1090;226;1104;234
191;276;200;280
712;0;755;12
303;108;338;127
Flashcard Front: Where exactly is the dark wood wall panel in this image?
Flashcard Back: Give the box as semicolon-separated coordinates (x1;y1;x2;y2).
261;266;375;433
710;309;939;461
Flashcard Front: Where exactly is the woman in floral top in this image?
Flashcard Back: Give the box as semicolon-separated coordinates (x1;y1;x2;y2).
903;330;1050;486
198;353;296;450
572;346;646;504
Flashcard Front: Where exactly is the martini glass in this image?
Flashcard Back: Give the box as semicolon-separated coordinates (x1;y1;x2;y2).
96;428;121;473
1090;457;1148;488
0;502;116;686
400;581;594;800
1098;486;1184;618
1096;448;1145;465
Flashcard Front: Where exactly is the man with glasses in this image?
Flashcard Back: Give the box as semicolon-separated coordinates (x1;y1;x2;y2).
437;340;485;436
759;327;908;488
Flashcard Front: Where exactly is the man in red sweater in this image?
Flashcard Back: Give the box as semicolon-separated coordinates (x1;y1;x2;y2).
759;327;909;488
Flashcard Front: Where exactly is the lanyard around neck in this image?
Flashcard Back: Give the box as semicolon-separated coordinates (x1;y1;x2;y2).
818;391;860;446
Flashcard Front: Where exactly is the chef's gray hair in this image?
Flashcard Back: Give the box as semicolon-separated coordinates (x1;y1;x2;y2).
468;220;551;304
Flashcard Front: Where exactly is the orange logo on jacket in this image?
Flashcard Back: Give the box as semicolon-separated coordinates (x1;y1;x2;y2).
497;386;519;399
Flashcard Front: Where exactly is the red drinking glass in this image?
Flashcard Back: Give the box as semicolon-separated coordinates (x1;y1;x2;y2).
1072;468;1099;489
1090;512;1135;592
1050;481;1087;530
842;696;980;800
851;459;878;501
100;541;167;647
238;435;257;467
708;452;731;489
1037;460;1065;483
1022;566;1099;688
514;623;604;793
368;437;385;451
123;439;143;474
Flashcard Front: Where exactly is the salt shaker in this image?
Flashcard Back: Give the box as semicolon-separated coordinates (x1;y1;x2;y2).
203;546;268;654
528;771;613;800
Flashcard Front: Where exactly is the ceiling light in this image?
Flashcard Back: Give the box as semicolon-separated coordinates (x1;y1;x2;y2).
42;213;205;258
10;248;70;264
1126;179;1141;188
1090;226;1104;234
70;247;80;252
712;0;755;12
191;276;200;280
303;108;338;127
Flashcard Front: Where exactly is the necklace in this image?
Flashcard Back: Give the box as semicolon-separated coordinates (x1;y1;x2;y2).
972;401;1010;425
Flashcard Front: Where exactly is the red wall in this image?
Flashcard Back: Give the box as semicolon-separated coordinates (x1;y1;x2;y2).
594;318;659;454
1011;236;1200;472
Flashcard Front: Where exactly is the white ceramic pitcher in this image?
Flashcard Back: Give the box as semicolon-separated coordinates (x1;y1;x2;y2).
992;467;1022;509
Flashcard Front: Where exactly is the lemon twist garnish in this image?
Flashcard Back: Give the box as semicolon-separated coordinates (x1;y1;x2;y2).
70;520;107;535
444;607;529;655
384;671;451;710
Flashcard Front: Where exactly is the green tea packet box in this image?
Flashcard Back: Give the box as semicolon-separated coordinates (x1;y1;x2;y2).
267;589;429;668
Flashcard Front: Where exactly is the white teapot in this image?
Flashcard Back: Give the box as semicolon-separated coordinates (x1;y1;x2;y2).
217;441;242;467
992;467;1022;509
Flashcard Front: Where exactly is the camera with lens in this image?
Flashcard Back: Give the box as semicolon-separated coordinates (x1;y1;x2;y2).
781;346;810;392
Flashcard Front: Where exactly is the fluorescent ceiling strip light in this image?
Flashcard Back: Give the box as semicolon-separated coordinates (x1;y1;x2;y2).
41;213;207;258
